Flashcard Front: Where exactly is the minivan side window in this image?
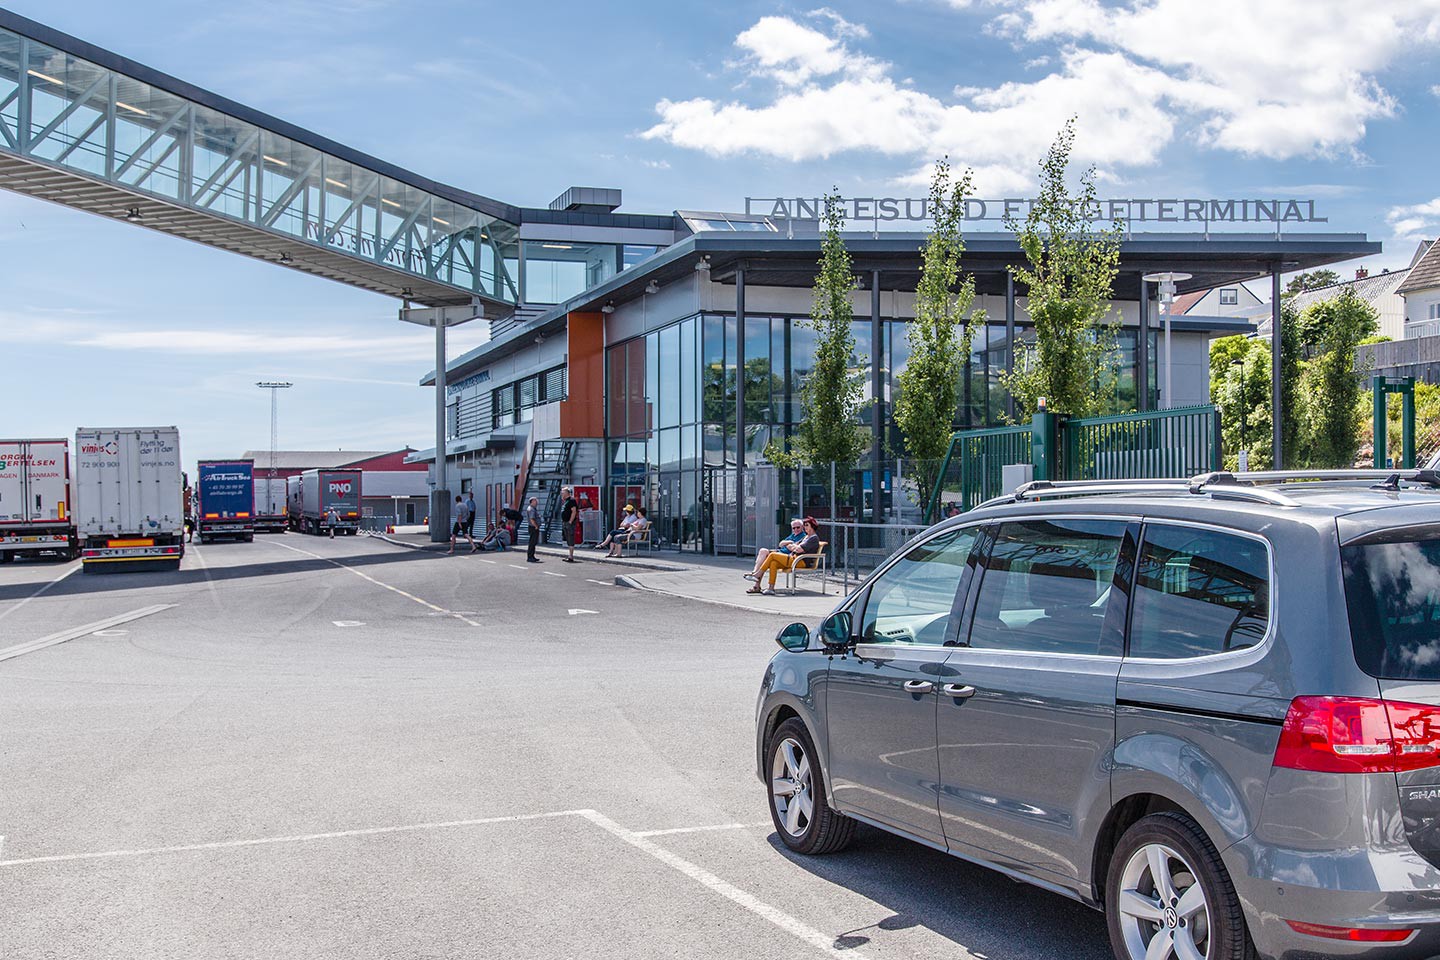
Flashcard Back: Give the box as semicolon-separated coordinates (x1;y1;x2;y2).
1128;523;1270;659
858;527;977;645
967;519;1128;655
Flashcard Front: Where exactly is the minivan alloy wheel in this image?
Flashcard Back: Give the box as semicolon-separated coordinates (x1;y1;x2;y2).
1117;842;1210;960
771;737;813;837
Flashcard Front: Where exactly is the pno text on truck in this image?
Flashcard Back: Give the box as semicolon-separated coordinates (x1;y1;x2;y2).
290;469;361;536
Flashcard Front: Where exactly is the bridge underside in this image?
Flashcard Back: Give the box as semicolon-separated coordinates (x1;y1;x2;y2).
0;14;519;311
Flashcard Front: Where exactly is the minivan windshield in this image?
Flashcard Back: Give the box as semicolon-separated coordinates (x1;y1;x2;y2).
1342;530;1440;680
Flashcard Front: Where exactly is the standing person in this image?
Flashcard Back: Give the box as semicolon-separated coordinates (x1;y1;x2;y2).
448;494;475;554
326;505;340;539
464;490;478;542
559;486;579;563
525;496;542;563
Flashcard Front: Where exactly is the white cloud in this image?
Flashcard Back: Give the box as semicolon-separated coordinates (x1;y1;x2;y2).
1386;197;1440;241
645;2;1440;188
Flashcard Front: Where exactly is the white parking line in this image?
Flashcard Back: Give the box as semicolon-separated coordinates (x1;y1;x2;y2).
0;564;79;625
585;579;612;586
578;810;869;959
268;541;481;628
542;570;566;577
476;558;497;564
0;810;593;868
632;822;772;838
0;605;175;663
509;564;527;570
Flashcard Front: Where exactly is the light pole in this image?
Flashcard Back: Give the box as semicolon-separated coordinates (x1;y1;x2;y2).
1142;272;1192;409
255;381;292;479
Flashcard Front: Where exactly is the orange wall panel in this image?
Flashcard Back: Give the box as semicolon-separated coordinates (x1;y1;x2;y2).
560;311;605;438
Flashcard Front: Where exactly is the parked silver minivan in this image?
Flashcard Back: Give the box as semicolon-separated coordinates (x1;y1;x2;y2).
757;471;1440;960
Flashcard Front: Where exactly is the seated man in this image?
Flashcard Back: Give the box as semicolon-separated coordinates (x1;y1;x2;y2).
747;517;821;596
595;504;639;550
607;507;650;557
745;519;806;581
477;515;514;552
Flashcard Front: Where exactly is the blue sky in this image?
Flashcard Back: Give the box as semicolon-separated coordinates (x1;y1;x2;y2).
4;0;1440;465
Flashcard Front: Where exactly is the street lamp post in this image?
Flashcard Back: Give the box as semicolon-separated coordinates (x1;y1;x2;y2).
1142;272;1192;409
255;381;292;480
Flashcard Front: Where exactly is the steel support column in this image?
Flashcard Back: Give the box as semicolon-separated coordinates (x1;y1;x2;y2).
1138;278;1150;411
1271;268;1283;469
871;270;883;523
734;264;746;556
1005;270;1017;420
431;312;450;542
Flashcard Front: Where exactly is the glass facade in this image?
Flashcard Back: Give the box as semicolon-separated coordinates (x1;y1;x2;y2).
521;240;661;304
0;25;520;302
608;313;1158;549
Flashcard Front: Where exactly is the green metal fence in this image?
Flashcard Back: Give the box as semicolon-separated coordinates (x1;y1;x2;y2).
1064;406;1222;482
925;405;1221;521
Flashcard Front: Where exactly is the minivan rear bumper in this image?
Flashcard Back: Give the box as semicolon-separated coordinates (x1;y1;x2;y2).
1223;838;1440;959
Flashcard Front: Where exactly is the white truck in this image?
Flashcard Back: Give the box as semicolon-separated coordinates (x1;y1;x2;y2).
253;475;288;533
74;427;185;572
0;438;77;563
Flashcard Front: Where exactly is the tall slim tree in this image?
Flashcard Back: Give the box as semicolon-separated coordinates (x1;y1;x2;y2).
765;191;868;475
894;158;983;514
1001;120;1123;418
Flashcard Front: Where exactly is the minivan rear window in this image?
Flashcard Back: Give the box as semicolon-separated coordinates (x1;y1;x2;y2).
1342;531;1440;680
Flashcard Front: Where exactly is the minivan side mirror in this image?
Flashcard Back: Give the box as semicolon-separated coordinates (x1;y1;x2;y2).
819;611;854;650
775;622;811;652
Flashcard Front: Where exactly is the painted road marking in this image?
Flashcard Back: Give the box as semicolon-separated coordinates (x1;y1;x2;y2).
0;605;175;663
508;564;527;570
0;564;80;625
567;608;599;616
269;541;481;628
91;630;129;637
0;808;861;958
578;810;872;959
476;558;497;565
632;822;772;838
585;579;612;586
542;570;566;578
331;620;365;628
0;810;594;868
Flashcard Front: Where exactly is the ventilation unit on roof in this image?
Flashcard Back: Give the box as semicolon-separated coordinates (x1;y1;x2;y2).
549;187;622;213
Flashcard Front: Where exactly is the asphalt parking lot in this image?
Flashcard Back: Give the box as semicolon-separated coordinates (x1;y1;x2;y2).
0;533;1109;960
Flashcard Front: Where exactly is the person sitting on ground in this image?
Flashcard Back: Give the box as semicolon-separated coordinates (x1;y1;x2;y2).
607;507;650;557
745;519;805;582
595;504;640;550
746;517;821;596
476;512;514;552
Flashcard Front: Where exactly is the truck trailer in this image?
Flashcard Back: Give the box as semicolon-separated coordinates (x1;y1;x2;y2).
291;469;362;535
74;427;185;572
196;459;255;543
252;475;287;533
0;438;77;562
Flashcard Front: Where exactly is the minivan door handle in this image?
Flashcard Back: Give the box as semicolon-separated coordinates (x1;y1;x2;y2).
942;683;977;699
902;679;934;693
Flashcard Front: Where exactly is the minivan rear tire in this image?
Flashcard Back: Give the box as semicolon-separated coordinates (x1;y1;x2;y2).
1105;811;1255;960
767;718;854;855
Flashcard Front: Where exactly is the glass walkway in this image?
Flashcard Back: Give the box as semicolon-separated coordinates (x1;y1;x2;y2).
0;10;519;309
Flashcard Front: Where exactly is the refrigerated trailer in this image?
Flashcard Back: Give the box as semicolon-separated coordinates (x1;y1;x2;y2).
291;469;362;535
74;427;185;572
253;475;287;533
196;459;255;543
0;438;76;562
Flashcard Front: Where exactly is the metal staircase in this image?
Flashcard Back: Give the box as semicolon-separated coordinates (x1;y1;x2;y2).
519;440;576;542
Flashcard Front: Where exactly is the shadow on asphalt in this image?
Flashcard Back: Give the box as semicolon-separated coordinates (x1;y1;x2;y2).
768;824;1111;959
0;544;450;602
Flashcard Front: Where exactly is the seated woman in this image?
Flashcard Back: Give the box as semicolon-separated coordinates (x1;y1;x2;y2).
746;517;821;596
596;504;639;549
745;519;805;581
608;507;649;557
477;515;514;552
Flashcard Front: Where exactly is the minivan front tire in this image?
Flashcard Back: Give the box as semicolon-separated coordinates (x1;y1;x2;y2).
1105;811;1255;960
767;718;854;855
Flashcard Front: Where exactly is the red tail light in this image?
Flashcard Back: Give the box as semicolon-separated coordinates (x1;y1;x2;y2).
1273;696;1440;774
1284;920;1413;942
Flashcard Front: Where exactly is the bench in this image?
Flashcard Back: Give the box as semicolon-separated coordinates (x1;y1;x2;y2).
620;526;654;555
782;541;828;595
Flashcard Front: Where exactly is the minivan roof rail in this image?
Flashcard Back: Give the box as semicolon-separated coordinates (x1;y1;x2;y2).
976;476;1297;510
1194;469;1440;488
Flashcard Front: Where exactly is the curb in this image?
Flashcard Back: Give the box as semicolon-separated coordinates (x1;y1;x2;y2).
614;573;837;618
370;532;684;572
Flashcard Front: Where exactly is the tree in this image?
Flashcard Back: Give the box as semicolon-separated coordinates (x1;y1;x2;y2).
1284;270;1340;296
1295;289;1377;467
764;191;868;473
1001;120;1123;418
894;158;984;514
1210;302;1305;469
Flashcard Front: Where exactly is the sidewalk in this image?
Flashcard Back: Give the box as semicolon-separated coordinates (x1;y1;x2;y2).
369;531;847;618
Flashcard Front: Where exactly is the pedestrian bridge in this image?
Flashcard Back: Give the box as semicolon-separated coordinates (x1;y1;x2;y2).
0;9;519;309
